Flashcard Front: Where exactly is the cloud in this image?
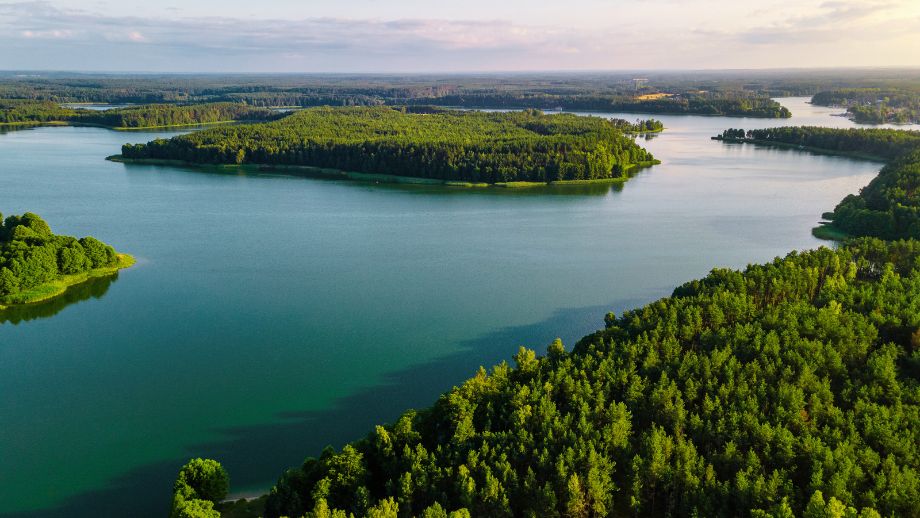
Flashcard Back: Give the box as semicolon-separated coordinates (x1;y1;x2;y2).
0;0;917;71
735;0;919;45
0;2;581;55
0;1;634;71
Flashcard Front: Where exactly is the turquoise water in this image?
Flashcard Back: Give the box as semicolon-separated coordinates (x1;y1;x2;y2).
0;98;902;516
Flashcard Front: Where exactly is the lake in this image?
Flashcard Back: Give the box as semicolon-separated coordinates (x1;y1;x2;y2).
0;98;908;517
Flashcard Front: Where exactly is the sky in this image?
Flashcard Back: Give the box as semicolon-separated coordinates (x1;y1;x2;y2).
0;0;918;72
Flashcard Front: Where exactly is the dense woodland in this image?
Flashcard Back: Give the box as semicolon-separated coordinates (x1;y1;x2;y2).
0;100;277;129
120;107;657;184
73;103;279;128
812;89;920;125
0;212;120;304
176;238;920;518
715;127;920;240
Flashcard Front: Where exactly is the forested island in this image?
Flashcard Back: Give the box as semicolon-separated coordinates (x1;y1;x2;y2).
714;127;920;240
812;89;920;125
0;100;278;129
0;212;132;308
116;107;659;185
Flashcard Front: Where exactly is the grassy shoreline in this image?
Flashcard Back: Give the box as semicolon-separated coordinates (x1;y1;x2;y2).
0;253;135;310
812;223;853;242
106;156;662;188
625;127;665;135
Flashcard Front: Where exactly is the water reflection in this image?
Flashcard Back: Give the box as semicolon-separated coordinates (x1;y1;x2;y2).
117;161;633;197
0;274;118;325
0;125;40;135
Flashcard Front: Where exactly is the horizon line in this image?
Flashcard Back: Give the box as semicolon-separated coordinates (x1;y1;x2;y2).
4;65;920;76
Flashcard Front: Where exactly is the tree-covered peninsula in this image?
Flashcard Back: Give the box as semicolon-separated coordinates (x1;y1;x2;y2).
117;107;659;185
714;127;920;240
189;238;920;518
71;102;279;129
0;100;277;129
0;212;132;308
812;89;920;125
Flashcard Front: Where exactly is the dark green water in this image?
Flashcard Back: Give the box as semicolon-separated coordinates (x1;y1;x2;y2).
0;98;904;517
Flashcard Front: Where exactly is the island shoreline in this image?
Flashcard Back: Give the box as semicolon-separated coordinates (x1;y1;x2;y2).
0;253;135;310
106;155;662;189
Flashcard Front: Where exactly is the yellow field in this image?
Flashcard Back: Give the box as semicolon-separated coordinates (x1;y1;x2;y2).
634;92;674;100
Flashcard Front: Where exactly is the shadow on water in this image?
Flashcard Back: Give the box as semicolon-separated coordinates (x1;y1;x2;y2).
0;125;43;135
0;274;118;325
0;294;657;518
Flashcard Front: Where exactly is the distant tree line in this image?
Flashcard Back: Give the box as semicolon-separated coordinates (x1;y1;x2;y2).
0;100;278;129
0;74;795;118
120;107;658;184
812;89;920;125
0;99;77;123
212;92;790;119
73;102;279;128
398;93;791;118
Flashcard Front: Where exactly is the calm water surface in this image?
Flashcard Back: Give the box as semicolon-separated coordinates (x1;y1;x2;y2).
0;98;910;516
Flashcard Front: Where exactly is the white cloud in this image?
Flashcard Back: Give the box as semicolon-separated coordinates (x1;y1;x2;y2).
735;0;918;45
